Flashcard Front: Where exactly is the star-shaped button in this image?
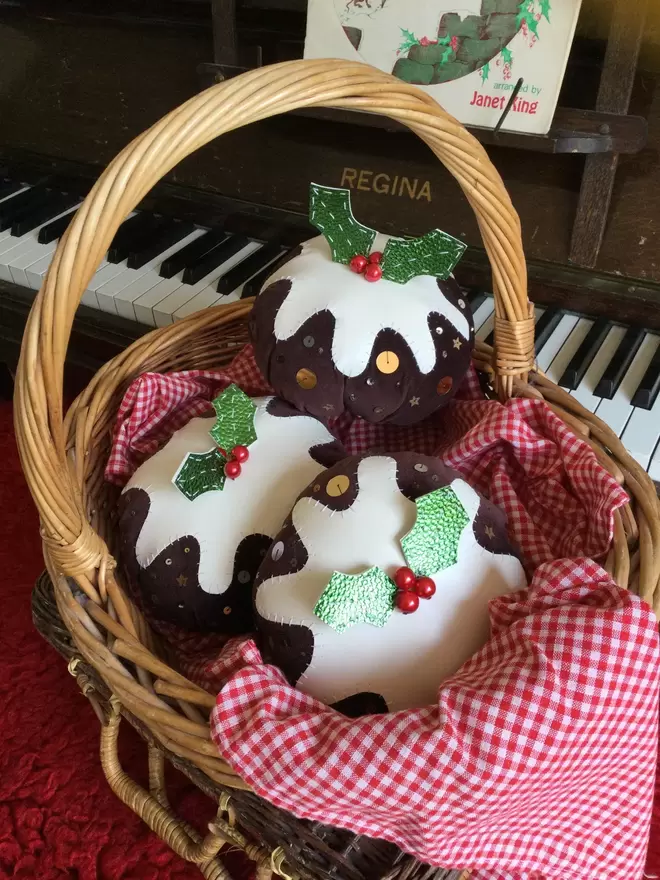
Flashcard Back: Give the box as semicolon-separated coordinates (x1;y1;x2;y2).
409;396;420;407
453;337;462;350
322;404;335;411
484;526;495;540
176;574;188;587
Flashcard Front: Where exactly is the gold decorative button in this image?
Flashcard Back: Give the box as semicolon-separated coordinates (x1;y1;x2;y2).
296;368;317;390
437;376;453;395
326;474;350;497
376;351;400;374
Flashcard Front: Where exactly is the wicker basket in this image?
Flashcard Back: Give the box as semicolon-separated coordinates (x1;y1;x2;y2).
14;59;660;880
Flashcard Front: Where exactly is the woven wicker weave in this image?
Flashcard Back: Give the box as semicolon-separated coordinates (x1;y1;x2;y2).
14;59;660;880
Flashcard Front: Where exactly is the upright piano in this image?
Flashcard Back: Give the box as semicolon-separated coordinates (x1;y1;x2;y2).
1;0;659;482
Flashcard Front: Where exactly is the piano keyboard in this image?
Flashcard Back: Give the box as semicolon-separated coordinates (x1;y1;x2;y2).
470;293;660;484
1;177;659;485
0;177;296;328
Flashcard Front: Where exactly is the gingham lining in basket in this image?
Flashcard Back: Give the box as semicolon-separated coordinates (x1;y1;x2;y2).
106;345;660;880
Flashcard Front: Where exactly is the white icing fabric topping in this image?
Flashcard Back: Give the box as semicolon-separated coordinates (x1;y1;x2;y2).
263;235;470;376
256;456;527;712
123;398;336;595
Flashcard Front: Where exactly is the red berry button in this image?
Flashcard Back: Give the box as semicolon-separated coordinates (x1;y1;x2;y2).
349;254;368;274
415;576;436;600
224;459;242;480
232;445;250;463
369;251;383;264
394;566;416;590
396;590;420;614
364;263;383;282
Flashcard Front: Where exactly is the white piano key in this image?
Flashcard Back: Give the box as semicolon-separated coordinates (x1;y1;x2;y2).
152;241;261;328
618;335;660;471
536;313;579;373
8;240;56;288
132;276;187;326
572;325;628;413
472;297;494;335
81;262;127;308
173;281;246;321
546;317;594;386
594;333;659;439
111;229;205;321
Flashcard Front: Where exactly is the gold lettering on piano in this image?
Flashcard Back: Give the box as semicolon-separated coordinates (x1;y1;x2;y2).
340;168;432;201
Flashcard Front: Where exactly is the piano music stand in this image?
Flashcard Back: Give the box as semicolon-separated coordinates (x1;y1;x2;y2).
203;0;648;272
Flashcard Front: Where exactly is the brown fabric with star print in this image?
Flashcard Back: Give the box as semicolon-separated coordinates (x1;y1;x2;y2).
250;268;474;425
254;452;521;716
117;488;267;633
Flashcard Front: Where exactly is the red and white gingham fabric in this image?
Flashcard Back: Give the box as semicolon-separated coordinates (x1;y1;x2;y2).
106;345;660;879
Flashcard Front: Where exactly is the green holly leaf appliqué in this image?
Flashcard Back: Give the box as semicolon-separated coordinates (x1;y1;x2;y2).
381;229;467;284
173;384;257;501
210;384;257;452
401;486;470;577
173;449;226;501
309;183;377;265
314;566;397;633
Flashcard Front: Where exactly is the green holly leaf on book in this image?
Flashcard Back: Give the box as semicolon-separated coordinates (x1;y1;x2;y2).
501;47;513;66
314;566;397;633
481;62;490;83
540;0;551;22
173;449;226;501
210;384;257;453
398;27;419;54
401;486;470;577
381;229;467;284
309;183;377;265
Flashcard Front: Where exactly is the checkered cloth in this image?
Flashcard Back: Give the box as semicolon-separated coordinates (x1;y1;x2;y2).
106;346;660;880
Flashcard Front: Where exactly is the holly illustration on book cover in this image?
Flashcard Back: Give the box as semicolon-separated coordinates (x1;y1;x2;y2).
335;0;551;86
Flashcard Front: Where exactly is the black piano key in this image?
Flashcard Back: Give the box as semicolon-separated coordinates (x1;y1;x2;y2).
37;211;75;244
241;260;280;299
107;213;159;263
0;180;23;201
534;308;563;355
467;290;487;312
11;192;78;237
594;326;645;400
182;234;249;285
558;317;612;390
484;329;495;347
127;219;195;269
216;243;283;295
159;227;227;279
0;184;52;231
631;343;660;410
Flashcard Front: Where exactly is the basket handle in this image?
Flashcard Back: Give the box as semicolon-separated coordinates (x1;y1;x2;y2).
15;59;531;577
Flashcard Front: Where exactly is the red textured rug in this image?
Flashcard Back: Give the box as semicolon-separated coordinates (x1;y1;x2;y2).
0;397;658;880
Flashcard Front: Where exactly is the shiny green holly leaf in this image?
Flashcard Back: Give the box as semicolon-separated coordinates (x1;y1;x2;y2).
174;448;226;501
314;566;397;634
210;384;257;453
381;228;467;284
309;183;377;265
401;486;470;577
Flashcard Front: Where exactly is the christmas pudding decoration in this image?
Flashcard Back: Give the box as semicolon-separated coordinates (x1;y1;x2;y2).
254;452;527;714
117;386;344;633
249;184;473;425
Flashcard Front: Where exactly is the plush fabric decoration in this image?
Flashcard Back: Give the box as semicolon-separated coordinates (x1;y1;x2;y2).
254;452;527;714
117;396;344;632
250;235;475;425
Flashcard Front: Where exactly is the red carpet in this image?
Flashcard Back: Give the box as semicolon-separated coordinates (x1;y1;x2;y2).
0;396;658;879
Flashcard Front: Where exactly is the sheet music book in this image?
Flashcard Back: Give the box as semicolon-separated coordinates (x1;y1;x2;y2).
304;1;583;135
